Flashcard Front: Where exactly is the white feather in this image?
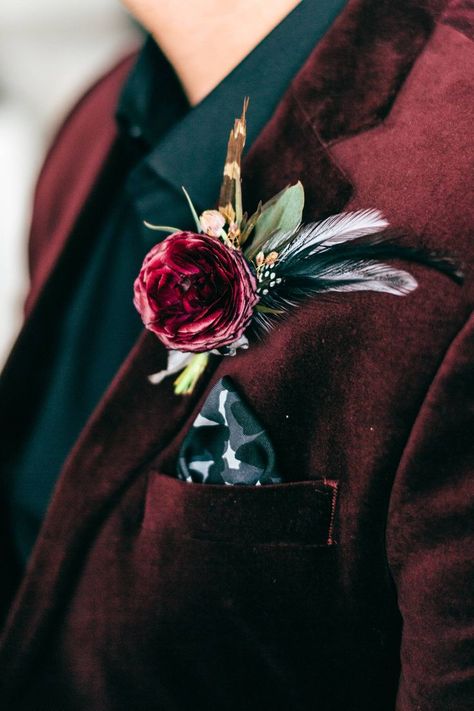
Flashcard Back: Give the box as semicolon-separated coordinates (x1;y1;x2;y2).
257;225;299;255
279;209;389;260
319;263;418;295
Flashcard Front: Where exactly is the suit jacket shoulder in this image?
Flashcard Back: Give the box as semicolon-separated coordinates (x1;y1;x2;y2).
27;53;136;306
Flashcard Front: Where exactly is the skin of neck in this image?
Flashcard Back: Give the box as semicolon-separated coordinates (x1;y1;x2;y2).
121;0;303;106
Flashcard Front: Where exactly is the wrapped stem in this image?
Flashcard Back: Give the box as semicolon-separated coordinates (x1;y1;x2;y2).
173;353;209;395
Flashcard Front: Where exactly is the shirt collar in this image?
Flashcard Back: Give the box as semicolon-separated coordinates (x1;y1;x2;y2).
117;0;347;222
116;37;189;147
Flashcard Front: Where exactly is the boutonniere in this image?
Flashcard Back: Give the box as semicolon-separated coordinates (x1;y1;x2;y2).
133;99;461;395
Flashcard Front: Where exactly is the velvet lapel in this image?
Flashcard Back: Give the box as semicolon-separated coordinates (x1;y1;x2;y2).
243;0;447;212
0;0;448;687
25;54;137;317
0;54;137;480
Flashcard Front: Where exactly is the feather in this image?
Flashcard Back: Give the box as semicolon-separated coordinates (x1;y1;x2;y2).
281;209;389;258
260;209;388;258
252;214;463;332
288;262;418;295
218;98;249;225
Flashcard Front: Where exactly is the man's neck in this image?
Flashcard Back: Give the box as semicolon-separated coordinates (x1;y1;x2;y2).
124;0;303;106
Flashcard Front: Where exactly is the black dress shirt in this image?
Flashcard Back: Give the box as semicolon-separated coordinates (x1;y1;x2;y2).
8;0;347;565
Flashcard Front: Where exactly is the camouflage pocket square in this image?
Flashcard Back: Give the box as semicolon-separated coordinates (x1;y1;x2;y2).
177;377;283;485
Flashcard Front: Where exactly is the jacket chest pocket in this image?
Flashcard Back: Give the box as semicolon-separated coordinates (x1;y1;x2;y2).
134;472;340;705
140;472;338;633
58;473;341;708
143;471;338;546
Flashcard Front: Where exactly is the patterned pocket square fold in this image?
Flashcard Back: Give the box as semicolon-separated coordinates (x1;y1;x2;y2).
177;377;282;485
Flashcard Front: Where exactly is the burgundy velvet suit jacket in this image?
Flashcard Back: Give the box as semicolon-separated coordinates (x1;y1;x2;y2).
1;1;473;709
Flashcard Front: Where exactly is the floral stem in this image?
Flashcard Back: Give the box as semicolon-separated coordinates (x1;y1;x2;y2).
219;228;234;249
182;186;202;233
173;353;209;395
143;222;181;233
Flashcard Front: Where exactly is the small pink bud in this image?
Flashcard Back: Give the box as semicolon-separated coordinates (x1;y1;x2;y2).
200;210;226;237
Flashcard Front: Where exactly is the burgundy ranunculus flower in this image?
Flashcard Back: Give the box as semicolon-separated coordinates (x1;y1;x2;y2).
133;231;258;352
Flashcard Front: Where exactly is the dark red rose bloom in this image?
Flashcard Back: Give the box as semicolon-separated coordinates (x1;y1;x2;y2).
133;231;258;352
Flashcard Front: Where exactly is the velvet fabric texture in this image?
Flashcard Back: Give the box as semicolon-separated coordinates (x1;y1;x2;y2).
0;1;473;709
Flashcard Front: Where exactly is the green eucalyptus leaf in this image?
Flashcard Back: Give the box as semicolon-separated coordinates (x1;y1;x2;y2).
245;181;304;259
